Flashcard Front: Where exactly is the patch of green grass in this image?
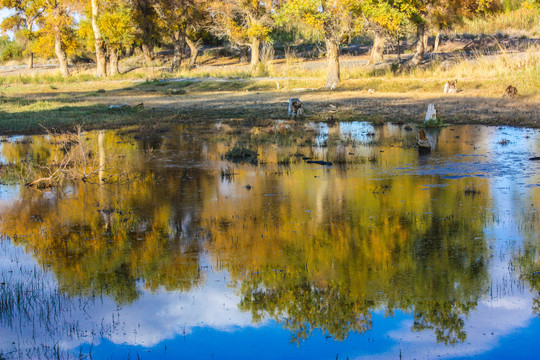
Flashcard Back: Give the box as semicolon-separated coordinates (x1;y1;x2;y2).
223;144;258;164
420;118;446;128
0;96;177;135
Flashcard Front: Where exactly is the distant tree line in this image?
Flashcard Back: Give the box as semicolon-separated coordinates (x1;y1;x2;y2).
0;0;537;87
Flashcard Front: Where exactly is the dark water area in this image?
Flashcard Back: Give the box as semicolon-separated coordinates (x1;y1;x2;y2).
0;121;539;359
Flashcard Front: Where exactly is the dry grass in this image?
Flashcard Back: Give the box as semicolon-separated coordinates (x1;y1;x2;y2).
0;42;538;134
455;4;540;37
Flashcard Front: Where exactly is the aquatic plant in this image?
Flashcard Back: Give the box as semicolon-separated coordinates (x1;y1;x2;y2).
220;165;236;179
224;144;259;164
464;185;481;195
420;118;446;128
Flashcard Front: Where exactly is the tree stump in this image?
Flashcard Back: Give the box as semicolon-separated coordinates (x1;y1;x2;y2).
424;103;437;122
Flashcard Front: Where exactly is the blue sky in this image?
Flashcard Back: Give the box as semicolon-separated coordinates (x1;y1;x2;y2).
0;8;14;38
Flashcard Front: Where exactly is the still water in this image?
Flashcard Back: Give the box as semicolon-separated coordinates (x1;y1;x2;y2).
0;121;539;359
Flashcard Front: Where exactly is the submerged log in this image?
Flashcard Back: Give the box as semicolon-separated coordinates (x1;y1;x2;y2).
418;129;431;154
306;160;333;166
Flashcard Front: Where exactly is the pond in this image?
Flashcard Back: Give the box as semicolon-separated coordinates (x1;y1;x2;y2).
0;121;539;359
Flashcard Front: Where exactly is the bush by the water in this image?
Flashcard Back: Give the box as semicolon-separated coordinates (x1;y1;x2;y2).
224;145;258;164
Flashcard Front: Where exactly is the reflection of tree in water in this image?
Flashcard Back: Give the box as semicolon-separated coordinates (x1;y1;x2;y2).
517;246;540;315
412;300;475;345
205;172;490;343
239;274;373;342
510;188;540;317
0;130;215;304
409;217;486;344
0;124;496;345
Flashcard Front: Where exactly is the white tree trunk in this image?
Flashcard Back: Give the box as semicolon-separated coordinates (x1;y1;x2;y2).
325;38;340;90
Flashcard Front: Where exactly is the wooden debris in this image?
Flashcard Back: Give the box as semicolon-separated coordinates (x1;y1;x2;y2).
306;160;333;166
418;129;431;154
424;103;437;122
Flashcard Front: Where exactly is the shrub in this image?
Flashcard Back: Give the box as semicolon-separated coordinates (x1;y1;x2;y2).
0;36;22;62
224;144;258;164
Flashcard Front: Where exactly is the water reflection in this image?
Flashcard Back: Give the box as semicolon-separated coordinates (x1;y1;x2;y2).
0;122;539;359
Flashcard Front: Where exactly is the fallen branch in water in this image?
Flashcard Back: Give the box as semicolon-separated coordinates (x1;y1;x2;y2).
25;125;121;188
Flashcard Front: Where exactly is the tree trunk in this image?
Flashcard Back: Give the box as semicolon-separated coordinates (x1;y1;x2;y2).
91;0;107;77
142;43;154;65
54;30;69;77
434;32;441;53
370;32;385;64
126;45;134;57
26;21;34;69
325;38;340;90
409;23;425;67
98;130;105;183
423;31;429;52
250;37;261;70
239;46;248;63
185;37;199;68
396;36;401;64
171;30;185;71
109;47;119;76
27;52;33;69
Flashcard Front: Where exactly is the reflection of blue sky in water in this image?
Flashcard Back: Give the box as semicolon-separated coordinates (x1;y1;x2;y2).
389;126;540;182
311;121;378;146
362;170;539;359
0;242;258;355
2;234;539;360
1;124;539;359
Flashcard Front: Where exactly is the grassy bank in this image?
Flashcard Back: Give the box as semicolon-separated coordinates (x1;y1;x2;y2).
0;47;538;135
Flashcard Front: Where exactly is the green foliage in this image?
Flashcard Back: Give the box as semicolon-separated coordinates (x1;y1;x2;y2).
224;144;259;164
420;118;446;128
0;36;22;61
0;0;45;59
209;0;275;45
278;0;363;40
99;2;136;51
29;1;79;59
363;0;422;36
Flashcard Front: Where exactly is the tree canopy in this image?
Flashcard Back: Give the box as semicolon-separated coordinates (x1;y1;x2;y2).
0;0;528;81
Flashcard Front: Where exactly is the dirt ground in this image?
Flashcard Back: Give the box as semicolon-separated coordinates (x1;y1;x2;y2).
77;86;540;128
1;34;539;132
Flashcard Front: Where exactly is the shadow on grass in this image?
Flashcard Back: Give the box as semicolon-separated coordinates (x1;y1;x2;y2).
0;98;178;135
1;77;538;135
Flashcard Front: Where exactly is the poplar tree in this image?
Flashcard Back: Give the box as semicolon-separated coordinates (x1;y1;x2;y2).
31;0;77;77
208;0;275;70
0;0;45;68
279;0;363;89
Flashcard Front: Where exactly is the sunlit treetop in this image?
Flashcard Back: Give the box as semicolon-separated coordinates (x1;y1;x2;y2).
208;0;276;45
0;0;45;34
362;0;424;35
277;0;363;39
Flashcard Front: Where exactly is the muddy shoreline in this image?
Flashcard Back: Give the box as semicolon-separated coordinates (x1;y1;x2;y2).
1;88;539;136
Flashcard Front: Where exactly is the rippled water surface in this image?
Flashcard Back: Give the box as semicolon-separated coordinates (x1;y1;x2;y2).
0;122;539;359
